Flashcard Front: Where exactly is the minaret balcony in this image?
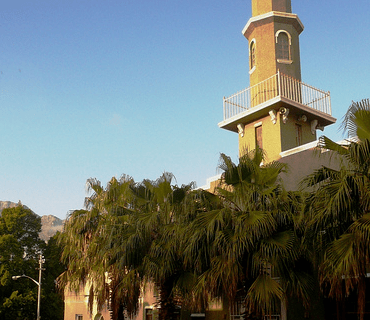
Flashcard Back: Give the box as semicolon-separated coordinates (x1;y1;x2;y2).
218;71;336;132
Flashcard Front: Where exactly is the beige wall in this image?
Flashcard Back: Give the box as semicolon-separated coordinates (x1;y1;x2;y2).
279;147;342;191
64;286;110;320
64;283;157;320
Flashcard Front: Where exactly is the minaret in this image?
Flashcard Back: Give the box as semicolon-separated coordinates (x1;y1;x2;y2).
245;0;302;86
218;0;336;162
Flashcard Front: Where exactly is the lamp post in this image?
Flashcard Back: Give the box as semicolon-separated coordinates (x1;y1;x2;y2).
12;254;45;320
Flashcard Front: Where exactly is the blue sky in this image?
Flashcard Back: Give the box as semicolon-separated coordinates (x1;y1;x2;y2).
1;0;369;219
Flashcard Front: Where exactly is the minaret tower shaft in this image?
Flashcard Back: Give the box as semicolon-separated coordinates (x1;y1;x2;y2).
218;0;336;162
244;0;303;87
252;0;291;16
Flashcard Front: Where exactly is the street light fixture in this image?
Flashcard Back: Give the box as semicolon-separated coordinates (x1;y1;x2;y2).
12;254;45;320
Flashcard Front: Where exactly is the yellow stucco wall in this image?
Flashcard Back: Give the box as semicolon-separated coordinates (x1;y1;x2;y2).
238;115;282;162
280;116;316;152
274;22;302;81
252;0;292;17
238;109;317;162
249;20;277;87
240;0;307;161
248;18;302;87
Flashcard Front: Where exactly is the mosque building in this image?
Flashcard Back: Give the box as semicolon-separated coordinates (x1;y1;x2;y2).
64;1;344;319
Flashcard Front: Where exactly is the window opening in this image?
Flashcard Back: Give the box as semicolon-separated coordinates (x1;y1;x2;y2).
145;308;153;320
295;123;302;146
250;41;256;69
230;297;245;319
255;125;263;149
276;32;290;61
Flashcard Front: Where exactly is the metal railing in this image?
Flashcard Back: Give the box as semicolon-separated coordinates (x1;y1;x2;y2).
222;71;331;121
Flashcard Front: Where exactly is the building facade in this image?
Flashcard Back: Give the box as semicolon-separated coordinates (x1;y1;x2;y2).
218;0;335;162
64;0;344;319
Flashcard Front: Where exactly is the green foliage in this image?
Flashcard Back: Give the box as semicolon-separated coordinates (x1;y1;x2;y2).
1;290;37;320
41;234;65;320
302;99;370;320
341;98;370;141
57;99;370;320
58;149;311;319
182;148;313;316
0;206;64;320
0;206;43;320
59;173;194;320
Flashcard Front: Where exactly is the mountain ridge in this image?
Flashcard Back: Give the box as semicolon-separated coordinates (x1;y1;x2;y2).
0;200;64;241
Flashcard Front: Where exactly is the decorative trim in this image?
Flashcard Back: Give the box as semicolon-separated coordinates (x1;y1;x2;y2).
237;123;245;137
249;65;256;74
197;174;222;191
297;115;307;122
311;119;318;134
275;30;292;62
279;107;289;124
277;59;293;64
249;38;256;71
242;11;304;37
280;140;319;158
269;110;277;124
275;30;292;45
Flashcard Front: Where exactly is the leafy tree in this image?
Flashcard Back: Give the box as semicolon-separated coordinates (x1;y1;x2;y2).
0;206;64;320
303;99;370;320
0;206;44;320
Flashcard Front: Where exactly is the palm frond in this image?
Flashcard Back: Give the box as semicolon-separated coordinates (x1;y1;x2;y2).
245;274;284;316
341;99;370;140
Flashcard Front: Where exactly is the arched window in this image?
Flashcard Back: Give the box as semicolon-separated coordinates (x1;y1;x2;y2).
250;40;256;70
276;31;291;61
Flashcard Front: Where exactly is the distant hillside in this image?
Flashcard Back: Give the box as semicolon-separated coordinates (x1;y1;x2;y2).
40;215;64;241
0;200;25;211
0;201;64;241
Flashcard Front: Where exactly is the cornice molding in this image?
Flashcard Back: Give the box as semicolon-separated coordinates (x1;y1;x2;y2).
242;11;304;39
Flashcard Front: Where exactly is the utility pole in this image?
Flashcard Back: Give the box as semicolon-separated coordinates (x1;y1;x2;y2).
12;254;45;320
36;254;45;320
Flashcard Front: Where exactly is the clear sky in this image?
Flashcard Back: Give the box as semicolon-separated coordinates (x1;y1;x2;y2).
1;0;369;219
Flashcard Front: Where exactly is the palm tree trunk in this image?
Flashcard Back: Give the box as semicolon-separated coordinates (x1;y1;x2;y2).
158;279;178;320
357;276;366;320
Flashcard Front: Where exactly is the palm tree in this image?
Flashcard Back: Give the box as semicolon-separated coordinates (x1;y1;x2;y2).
302;99;370;320
138;174;199;320
59;172;197;320
184;148;314;318
58;175;146;320
341;98;370;141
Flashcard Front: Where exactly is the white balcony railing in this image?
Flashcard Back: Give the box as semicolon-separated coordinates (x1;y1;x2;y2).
222;71;331;121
